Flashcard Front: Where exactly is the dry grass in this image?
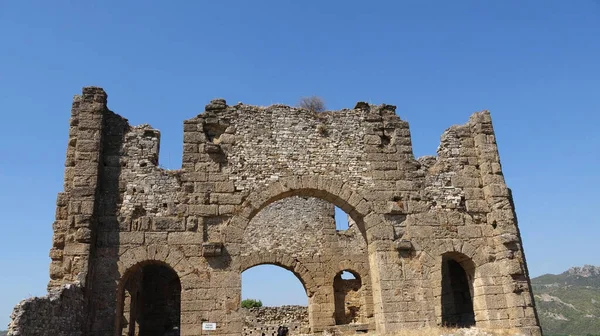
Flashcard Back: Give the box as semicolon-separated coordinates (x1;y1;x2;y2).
332;327;524;336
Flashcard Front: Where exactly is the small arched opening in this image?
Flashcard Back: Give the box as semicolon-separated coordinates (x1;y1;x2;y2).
117;261;181;336
441;252;475;328
334;270;364;325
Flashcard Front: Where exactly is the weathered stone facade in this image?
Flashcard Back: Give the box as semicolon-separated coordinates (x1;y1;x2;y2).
8;87;542;336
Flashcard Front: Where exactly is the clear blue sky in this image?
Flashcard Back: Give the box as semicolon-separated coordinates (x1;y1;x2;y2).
1;0;599;328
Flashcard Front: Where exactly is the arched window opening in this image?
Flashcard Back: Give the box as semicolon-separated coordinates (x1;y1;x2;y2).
334;270;364;325
242;265;309;335
119;263;181;336
441;254;475;328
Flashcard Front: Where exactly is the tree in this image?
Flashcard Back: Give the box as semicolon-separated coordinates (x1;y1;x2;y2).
298;96;326;112
241;298;263;308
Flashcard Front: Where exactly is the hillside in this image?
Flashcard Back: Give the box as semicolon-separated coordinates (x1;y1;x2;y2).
532;265;600;336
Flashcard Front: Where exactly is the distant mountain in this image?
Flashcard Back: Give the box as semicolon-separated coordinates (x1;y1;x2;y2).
532;265;600;336
0;330;7;336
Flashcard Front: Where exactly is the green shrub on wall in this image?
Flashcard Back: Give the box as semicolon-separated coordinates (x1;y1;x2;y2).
241;299;263;308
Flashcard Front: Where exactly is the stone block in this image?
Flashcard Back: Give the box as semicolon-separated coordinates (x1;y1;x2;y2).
451;176;481;188
119;232;144;245
49;259;64;276
145;232;168;244
499;233;519;245
483;183;509;197
49;248;63;260
188;205;218;216
168;232;204;245
214;181;235;193
153;216;185;231
202;242;223;257
457;226;482;238
466;200;489;213
183;132;205;144
52;232;66;248
63;243;90;256
210;193;243;205
395;240;412;251
482;174;506;186
75;228;92;243
75;140;100;152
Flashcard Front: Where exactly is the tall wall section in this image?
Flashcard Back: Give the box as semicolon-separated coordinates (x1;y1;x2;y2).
8;87;541;336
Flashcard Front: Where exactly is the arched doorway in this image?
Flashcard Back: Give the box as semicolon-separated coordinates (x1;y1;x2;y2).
241;264;310;335
441;252;475;327
118;262;181;336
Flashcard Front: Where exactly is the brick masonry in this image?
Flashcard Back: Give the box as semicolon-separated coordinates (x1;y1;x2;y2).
8;87;542;336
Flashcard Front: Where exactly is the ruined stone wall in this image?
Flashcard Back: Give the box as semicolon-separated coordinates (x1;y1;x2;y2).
242;306;309;336
200;102;372;191
8;87;541;336
8;284;86;336
366;112;540;334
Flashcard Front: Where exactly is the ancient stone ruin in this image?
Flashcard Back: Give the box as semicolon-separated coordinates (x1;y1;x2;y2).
8;87;542;336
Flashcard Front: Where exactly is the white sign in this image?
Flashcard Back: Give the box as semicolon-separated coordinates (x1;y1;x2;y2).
202;322;217;331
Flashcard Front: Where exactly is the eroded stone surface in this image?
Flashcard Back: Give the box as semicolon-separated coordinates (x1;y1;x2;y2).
8;283;85;336
8;87;542;336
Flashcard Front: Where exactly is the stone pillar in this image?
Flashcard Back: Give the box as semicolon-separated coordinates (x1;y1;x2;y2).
310;286;336;332
49;87;107;289
470;112;541;336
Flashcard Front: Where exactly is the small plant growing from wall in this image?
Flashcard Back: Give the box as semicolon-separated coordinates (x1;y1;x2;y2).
298;96;326;112
241;298;263;308
316;123;329;136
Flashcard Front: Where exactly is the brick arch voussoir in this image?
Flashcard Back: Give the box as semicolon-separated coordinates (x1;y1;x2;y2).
334;260;370;286
431;249;480;293
362;213;394;240
117;246;148;277
420;250;437;270
230;176;374;236
118;245;191;283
